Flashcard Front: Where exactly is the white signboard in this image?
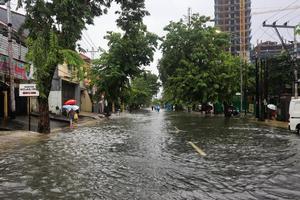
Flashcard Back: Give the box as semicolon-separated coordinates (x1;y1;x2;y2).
19;84;39;97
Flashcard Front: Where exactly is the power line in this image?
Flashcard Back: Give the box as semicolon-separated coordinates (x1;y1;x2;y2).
85;32;97;48
79;39;90;51
264;0;299;22
286;28;295;41
286;11;300;24
252;5;300;15
254;27;281;44
263;28;281;42
273;4;300;23
82;34;94;49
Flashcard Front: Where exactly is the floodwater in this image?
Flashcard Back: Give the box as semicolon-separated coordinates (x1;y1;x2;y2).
1;110;300;199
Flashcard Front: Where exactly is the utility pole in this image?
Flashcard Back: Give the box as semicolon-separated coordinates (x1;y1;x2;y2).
86;47;99;60
255;54;259;119
85;46;105;60
263;21;298;98
187;7;192;26
7;0;15;118
294;26;298;97
239;0;246;114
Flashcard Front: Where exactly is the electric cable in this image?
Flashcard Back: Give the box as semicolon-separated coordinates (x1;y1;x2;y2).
265;0;299;22
273;3;300;23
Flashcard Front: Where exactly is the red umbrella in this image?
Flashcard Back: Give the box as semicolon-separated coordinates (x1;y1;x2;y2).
64;99;77;105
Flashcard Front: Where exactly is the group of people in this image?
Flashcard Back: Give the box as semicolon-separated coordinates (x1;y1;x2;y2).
68;109;78;128
151;105;160;112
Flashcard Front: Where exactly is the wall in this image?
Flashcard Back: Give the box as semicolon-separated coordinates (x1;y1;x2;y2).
80;90;92;112
0;34;27;61
48;90;62;115
49;69;62;114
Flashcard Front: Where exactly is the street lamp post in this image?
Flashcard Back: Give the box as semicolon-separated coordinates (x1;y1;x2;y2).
294;27;298;98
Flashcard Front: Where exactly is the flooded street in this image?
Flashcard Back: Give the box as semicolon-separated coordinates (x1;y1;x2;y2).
1;110;300;199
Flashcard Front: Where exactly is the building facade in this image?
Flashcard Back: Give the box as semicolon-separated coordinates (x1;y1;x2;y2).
0;8;30;118
214;0;251;58
252;41;300;59
48;63;81;115
48;54;93;115
79;54;93;113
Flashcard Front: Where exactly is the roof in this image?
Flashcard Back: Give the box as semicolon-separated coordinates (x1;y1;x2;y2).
80;53;91;63
0;7;25;33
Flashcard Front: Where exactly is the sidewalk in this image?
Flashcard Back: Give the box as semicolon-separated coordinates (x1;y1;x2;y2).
0;111;105;132
249;118;288;129
0;111;106;152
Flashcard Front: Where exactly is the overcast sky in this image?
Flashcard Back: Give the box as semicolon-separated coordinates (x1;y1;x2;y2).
77;0;300;75
7;0;300;74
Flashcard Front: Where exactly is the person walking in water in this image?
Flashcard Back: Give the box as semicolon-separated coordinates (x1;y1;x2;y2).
69;109;75;128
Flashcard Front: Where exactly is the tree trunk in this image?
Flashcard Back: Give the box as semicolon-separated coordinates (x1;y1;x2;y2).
223;101;231;117
37;65;57;134
121;102;125;112
38;97;50;134
112;101;115;113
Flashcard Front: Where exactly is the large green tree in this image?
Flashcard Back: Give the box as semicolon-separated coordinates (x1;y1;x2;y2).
268;54;293;98
92;0;158;110
159;14;241;108
128;71;160;110
18;0;115;133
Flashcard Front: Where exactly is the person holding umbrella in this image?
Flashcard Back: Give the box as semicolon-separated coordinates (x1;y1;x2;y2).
69;108;75;128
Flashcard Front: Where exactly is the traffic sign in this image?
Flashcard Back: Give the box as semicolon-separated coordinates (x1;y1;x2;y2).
19;84;39;97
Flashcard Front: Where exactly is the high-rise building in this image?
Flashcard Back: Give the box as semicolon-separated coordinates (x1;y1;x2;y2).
214;0;251;59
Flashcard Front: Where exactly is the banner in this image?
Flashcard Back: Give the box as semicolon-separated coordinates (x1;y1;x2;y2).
0;54;29;80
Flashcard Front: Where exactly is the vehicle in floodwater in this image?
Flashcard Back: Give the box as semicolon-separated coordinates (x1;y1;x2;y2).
289;98;300;133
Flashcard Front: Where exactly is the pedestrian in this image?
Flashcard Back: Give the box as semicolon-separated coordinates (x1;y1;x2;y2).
157;105;160;112
104;99;110;117
74;111;79;124
69;109;75;128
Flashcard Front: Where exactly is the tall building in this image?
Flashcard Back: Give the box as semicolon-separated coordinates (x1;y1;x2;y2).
214;0;251;59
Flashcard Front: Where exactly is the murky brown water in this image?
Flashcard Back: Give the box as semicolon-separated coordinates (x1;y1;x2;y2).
1;110;300;199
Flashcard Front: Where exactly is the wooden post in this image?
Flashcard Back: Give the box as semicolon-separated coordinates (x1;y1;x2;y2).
3;91;8;119
28;96;31;131
112;101;115;113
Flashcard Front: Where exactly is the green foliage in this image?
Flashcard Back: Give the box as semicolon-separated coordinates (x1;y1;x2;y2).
92;52;128;102
159;14;241;106
268;54;293;97
128;72;160;109
17;0;110;132
296;24;300;35
18;0;108;98
115;0;149;35
26;31;62;99
18;0;111;50
92;0;158;105
61;49;85;80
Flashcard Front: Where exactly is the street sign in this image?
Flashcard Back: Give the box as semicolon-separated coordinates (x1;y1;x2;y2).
19;84;39;97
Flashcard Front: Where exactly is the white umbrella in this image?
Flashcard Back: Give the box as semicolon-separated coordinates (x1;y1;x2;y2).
267;104;276;111
63;105;79;111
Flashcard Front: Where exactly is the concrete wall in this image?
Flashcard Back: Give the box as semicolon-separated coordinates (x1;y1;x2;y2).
75;84;80;110
49;69;62;114
49;91;62;114
80;90;92;112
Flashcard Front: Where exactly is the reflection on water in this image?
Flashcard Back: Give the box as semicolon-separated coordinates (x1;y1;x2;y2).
1;110;300;199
